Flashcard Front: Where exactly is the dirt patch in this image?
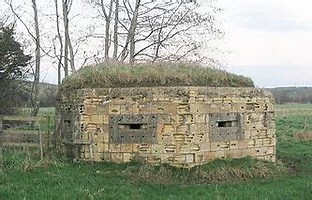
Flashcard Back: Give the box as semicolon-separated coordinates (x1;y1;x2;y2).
294;132;312;141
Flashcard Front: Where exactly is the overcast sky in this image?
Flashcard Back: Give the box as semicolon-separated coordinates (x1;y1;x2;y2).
217;0;312;87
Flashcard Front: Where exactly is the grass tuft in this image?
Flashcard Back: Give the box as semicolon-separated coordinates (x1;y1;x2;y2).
125;157;287;185
60;62;254;90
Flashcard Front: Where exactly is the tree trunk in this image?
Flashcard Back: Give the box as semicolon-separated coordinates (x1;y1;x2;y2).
112;0;119;60
62;0;69;77
129;0;140;64
62;0;75;74
68;32;75;72
101;0;114;61
31;0;40;117
121;0;140;63
152;18;164;63
54;0;63;84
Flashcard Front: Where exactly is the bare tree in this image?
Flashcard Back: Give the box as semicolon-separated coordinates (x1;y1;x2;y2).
31;0;40;117
86;0;118;61
131;1;222;64
100;0;114;60
54;0;64;84
62;0;75;74
119;0;141;63
112;0;119;60
85;0;221;64
2;0;222;89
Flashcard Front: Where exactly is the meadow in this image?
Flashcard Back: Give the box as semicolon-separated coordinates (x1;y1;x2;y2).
1;104;312;199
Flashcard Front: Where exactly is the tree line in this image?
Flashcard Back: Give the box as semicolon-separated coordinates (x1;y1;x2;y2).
269;87;312;104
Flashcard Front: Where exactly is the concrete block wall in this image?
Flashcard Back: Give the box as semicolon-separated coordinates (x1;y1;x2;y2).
56;86;275;167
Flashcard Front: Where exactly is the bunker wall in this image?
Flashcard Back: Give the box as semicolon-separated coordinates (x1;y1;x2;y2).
56;87;275;167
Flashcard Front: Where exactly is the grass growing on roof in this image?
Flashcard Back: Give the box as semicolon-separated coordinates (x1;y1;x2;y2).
60;62;254;90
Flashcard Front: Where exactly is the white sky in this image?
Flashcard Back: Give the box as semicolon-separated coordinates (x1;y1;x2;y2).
217;0;312;87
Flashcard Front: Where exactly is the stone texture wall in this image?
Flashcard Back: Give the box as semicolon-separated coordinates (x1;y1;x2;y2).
56;86;275;168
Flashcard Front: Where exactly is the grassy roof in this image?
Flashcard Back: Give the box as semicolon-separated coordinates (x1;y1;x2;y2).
60;62;254;90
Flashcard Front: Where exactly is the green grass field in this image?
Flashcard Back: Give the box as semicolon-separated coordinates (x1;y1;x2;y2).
1;104;312;199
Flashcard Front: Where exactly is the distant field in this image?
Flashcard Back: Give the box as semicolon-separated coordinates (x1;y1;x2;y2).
1;104;312;199
276;103;312;110
275;103;312;116
19;107;55;117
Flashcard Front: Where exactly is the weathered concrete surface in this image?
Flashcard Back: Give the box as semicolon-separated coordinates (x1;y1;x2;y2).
56;86;275;167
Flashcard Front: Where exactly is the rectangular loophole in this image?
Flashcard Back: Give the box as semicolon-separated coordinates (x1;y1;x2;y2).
64;120;71;125
217;120;238;127
118;123;148;130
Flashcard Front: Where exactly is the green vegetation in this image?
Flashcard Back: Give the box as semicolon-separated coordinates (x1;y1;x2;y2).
275;103;312;117
0;25;32;115
19;107;55;118
1;154;309;200
18;107;56;132
15;82;58;108
1;104;312;199
60;62;254;90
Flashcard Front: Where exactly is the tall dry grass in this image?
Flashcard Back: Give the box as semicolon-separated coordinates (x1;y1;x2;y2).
60;62;254;90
